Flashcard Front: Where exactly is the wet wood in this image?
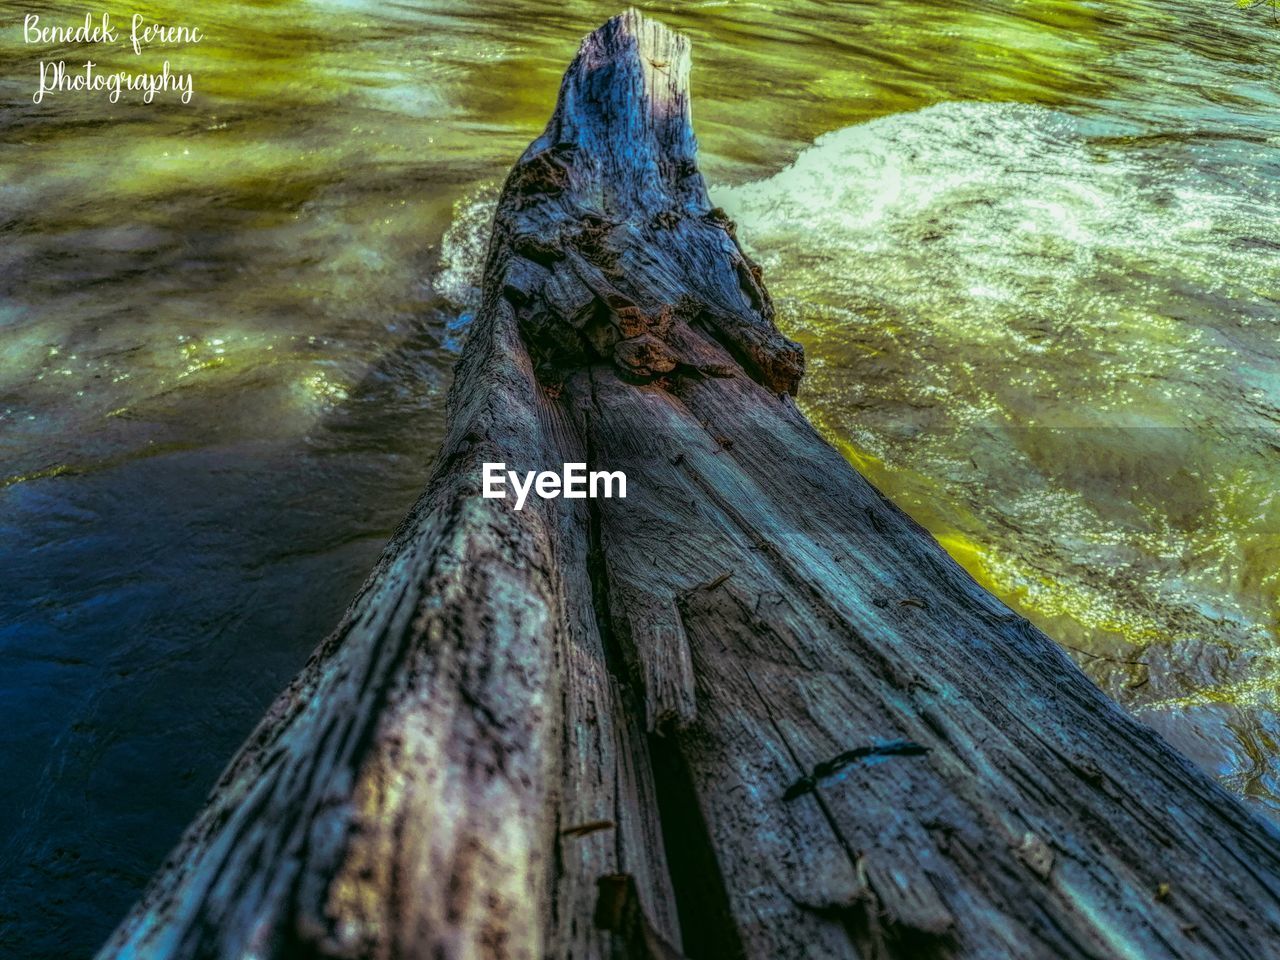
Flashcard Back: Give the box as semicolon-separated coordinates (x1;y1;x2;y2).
98;11;1280;960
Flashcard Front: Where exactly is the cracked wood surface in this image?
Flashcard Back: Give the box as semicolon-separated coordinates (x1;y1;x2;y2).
98;10;1280;960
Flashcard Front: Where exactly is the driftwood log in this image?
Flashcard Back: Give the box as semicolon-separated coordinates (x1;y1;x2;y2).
98;11;1280;960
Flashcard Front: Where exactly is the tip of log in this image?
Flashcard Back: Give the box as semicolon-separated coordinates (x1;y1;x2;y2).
581;9;693;123
581;8;691;104
499;10;805;396
526;8;703;218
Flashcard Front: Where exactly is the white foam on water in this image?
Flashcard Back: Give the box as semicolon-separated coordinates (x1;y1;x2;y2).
434;182;499;333
717;100;1273;364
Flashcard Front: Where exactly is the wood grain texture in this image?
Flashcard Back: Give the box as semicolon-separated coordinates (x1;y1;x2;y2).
97;11;1280;960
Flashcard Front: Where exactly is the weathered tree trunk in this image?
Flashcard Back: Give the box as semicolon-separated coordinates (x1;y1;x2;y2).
98;11;1280;960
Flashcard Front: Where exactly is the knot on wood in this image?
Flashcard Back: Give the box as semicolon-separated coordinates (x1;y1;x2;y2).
572;214;620;268
512;233;564;267
703;205;737;236
649;209;681;230
614;334;679;379
507;143;578;202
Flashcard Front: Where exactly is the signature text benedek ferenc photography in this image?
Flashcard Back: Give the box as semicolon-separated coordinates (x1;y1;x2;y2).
24;12;202;105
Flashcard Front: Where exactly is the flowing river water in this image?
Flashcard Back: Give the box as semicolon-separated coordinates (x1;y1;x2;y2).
1;1;1278;955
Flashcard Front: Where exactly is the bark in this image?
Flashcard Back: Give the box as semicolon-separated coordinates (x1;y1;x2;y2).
97;11;1280;960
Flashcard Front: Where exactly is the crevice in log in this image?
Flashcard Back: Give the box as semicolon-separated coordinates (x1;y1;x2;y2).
585;369;714;960
583;370;631;696
593;874;688;960
585;360;741;959
646;733;747;960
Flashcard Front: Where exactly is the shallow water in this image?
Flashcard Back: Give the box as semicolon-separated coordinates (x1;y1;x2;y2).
2;1;1278;955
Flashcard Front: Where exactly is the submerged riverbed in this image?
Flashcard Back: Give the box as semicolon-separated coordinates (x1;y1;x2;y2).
2;1;1278;955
